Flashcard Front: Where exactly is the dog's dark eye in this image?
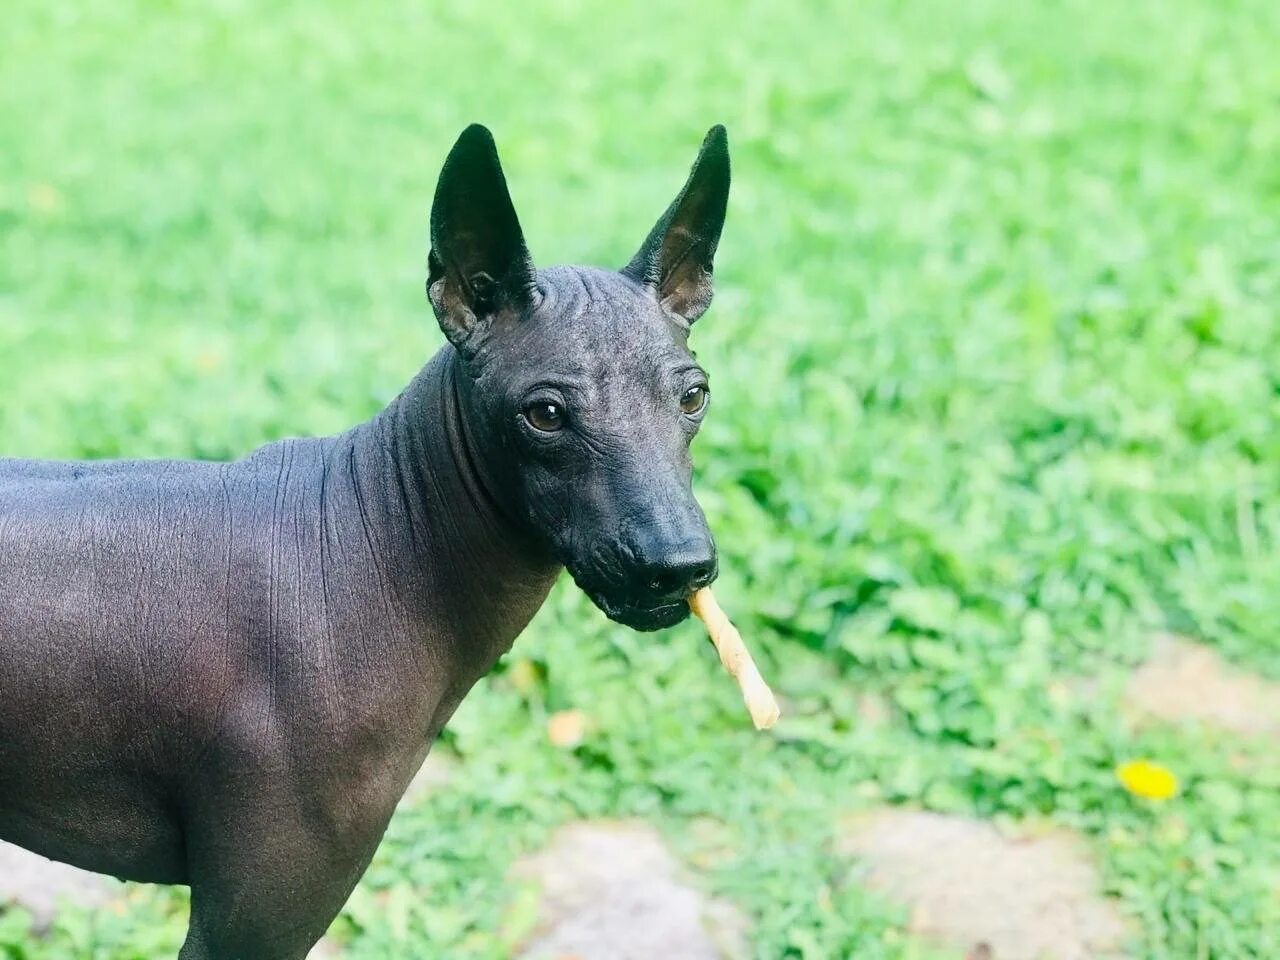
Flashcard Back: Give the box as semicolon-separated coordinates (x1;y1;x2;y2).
524;402;564;432
679;385;708;416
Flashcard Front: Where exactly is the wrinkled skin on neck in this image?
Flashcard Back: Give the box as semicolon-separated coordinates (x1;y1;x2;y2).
454;266;716;630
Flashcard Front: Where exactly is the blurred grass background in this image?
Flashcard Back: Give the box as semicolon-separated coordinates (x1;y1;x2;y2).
2;0;1279;956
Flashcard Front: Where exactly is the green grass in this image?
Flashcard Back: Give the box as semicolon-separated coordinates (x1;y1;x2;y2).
3;0;1280;956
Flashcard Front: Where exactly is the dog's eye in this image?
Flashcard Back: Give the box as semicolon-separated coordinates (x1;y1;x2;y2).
524;402;565;432
680;385;709;416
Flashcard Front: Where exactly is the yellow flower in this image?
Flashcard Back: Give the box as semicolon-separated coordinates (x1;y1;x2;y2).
1116;759;1179;800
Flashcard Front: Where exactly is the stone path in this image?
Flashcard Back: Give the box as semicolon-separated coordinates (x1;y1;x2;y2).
0;749;460;958
4;637;1276;957
511;820;747;960
1125;635;1280;738
0;841;120;929
839;810;1129;960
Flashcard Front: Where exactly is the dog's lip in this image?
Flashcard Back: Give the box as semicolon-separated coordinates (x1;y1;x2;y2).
592;591;685;620
564;562;693;630
580;585;689;630
607;599;690;632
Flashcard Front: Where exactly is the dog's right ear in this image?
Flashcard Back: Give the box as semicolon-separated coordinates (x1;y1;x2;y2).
427;125;537;355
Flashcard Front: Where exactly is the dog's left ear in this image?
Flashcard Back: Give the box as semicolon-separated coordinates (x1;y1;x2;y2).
622;125;730;325
428;124;538;355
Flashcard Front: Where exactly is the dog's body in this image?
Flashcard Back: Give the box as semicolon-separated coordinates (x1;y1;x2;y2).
0;126;730;958
0;354;558;951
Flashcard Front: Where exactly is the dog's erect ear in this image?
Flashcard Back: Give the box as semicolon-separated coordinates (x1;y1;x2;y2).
428;125;537;353
622;125;730;325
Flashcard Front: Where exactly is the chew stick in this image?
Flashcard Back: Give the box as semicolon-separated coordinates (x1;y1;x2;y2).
689;587;781;730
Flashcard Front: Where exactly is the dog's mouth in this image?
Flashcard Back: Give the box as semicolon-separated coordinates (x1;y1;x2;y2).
588;591;690;632
566;563;693;632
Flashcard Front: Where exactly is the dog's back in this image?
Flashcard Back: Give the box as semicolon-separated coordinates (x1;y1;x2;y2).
0;444;398;879
0;455;234;881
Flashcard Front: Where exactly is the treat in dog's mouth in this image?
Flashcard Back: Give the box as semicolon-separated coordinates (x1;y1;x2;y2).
569;567;780;728
688;587;780;730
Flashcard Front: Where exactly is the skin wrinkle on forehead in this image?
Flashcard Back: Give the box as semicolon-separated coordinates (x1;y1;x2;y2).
500;267;693;418
568;271;691;388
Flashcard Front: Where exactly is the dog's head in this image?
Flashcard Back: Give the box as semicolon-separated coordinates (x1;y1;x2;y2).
426;124;729;631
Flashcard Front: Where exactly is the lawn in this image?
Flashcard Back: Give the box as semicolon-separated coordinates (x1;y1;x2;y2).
2;0;1279;957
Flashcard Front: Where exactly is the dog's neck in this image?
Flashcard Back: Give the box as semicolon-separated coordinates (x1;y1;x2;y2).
341;348;561;681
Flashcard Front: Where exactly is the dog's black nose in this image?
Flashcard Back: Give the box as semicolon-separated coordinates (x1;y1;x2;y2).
635;540;718;602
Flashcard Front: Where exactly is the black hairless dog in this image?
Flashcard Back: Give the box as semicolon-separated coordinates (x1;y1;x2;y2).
0;124;729;958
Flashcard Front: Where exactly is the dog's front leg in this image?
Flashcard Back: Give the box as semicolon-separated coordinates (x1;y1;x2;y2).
178;793;388;960
174;717;403;960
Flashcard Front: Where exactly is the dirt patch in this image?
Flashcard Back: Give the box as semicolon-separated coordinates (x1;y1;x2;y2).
1125;636;1280;738
839;811;1129;960
511;820;747;960
0;841;120;928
